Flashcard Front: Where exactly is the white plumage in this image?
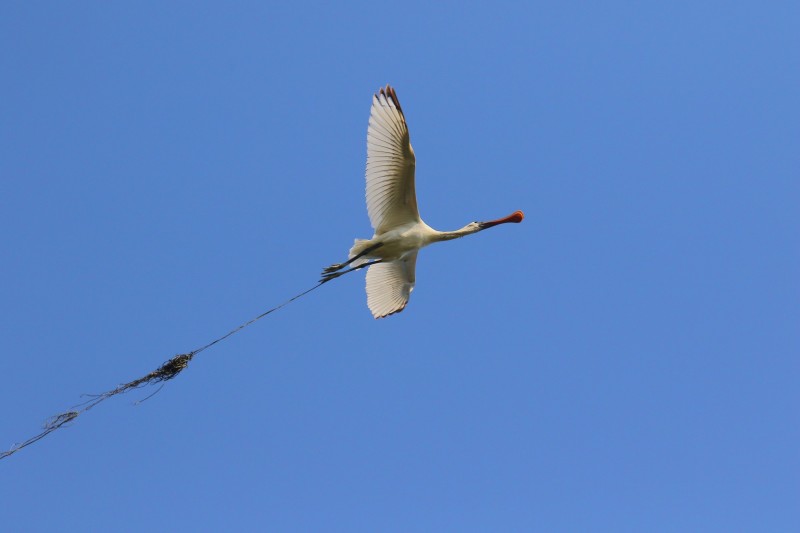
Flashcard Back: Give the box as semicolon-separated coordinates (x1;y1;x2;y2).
366;251;417;319
365;88;419;234
322;85;524;318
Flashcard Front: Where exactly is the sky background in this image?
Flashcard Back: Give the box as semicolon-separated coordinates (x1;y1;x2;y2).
1;2;798;531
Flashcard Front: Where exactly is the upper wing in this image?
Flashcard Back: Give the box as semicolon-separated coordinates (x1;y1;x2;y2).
365;85;419;234
366;251;418;319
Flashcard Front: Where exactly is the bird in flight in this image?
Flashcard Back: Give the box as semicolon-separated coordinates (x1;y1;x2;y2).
322;85;524;318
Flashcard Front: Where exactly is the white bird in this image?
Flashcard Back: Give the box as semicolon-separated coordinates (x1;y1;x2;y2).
322;85;524;318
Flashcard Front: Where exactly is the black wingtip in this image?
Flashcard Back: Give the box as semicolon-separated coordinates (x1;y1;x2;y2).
377;84;403;114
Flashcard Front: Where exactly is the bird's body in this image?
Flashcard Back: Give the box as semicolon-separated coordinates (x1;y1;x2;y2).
349;220;437;265
322;85;523;318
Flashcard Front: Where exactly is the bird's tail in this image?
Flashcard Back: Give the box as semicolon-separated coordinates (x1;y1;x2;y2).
348;239;373;268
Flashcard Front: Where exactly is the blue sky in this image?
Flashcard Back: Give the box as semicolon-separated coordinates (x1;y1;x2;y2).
1;2;797;531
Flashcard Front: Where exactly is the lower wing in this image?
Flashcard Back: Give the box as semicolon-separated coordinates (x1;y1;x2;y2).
365;252;418;318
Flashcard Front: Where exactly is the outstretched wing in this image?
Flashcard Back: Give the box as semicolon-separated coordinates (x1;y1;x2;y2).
365;85;419;235
366;252;418;319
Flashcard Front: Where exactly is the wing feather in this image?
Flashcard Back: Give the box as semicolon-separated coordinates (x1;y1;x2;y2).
365;85;419;234
366;252;418;319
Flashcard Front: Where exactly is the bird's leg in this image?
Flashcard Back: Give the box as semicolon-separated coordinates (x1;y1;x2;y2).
322;242;384;274
320;259;384;283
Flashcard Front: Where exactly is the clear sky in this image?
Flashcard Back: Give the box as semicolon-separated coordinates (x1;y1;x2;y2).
1;2;797;531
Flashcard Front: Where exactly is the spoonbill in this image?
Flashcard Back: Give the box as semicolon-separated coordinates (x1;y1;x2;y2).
322;85;524;318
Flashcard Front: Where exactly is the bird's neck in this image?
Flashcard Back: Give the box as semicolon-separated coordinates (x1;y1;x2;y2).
433;226;479;242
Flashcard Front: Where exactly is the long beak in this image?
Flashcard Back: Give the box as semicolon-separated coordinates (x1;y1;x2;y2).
478;210;524;229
